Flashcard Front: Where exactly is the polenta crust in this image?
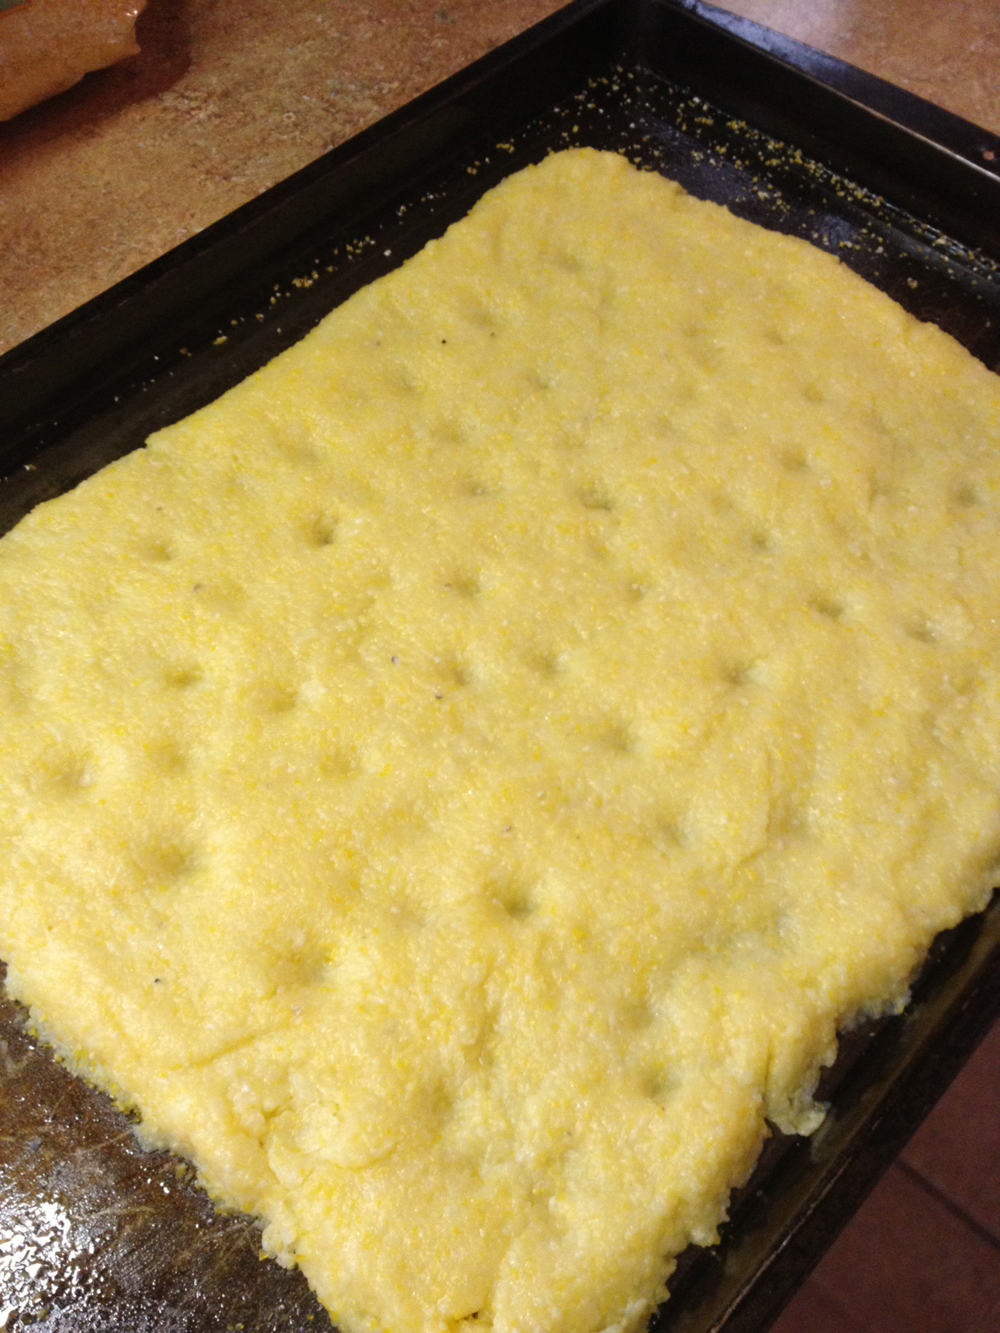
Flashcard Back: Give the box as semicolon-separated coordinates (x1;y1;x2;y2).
2;149;1000;1333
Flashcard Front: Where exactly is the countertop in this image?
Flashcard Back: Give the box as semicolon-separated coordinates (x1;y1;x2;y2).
0;3;998;1332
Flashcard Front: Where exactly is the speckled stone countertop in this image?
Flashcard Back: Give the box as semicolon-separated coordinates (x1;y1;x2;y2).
0;0;997;356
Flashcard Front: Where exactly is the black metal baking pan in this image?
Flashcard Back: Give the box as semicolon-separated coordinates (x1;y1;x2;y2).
2;1;1000;1329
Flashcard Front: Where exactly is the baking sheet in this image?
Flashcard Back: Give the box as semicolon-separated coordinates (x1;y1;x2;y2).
2;1;1000;1328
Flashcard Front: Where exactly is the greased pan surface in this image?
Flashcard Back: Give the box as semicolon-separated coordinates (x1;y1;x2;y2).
1;2;1000;1329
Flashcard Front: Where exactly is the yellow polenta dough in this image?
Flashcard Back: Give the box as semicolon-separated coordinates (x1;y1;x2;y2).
2;148;1000;1333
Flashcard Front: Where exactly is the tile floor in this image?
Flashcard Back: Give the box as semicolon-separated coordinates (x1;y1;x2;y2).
773;1018;1000;1333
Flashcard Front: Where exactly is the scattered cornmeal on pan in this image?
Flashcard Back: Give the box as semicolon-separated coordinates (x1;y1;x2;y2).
1;148;999;1333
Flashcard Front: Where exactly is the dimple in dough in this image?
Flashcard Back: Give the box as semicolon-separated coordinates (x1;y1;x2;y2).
2;148;1000;1333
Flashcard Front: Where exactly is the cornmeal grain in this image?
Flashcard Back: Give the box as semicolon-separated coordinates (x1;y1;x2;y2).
2;149;1000;1333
